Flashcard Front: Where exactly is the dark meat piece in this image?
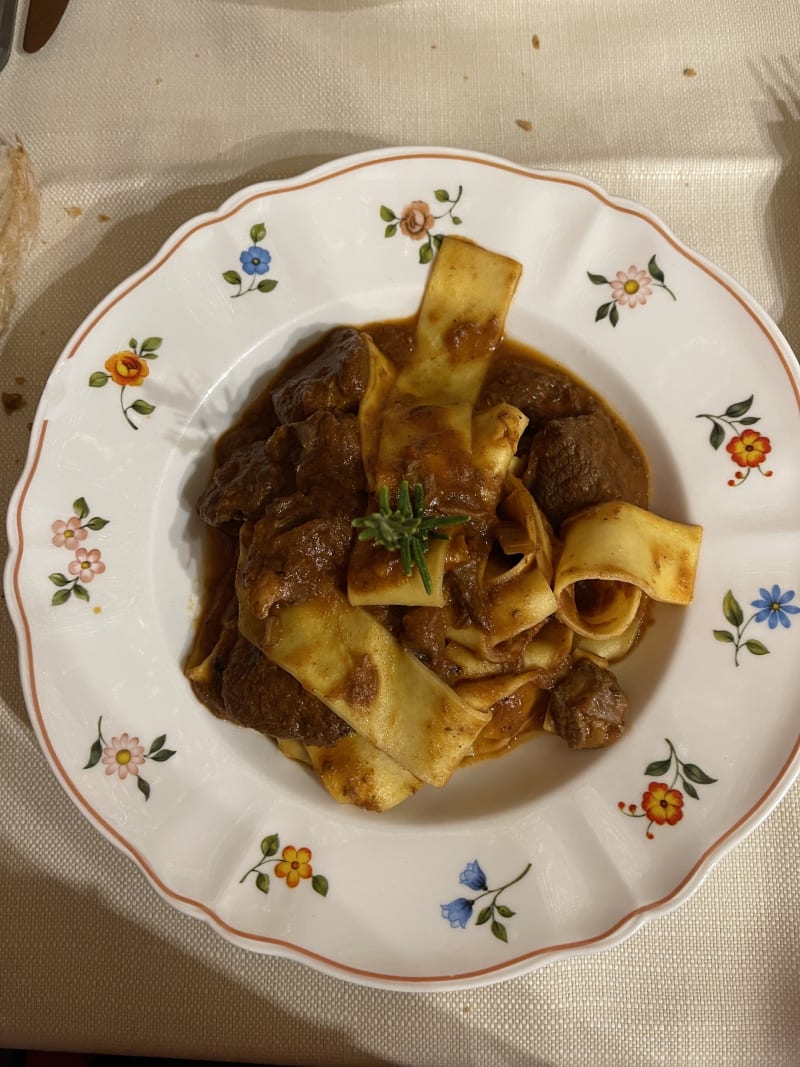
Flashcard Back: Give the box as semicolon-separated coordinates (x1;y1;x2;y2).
547;659;627;749
478;360;598;428
272;328;370;424
400;607;459;685
294;410;366;506
523;411;648;529
221;635;353;746
199;425;298;527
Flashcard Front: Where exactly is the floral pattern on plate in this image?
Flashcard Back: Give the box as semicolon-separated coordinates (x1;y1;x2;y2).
48;497;109;606
88;336;163;429
587;255;675;327
241;832;329;897
380;185;463;263
222;223;279;298
440;859;531;942
618;739;717;839
84;716;176;801
714;586;799;665
695;395;773;486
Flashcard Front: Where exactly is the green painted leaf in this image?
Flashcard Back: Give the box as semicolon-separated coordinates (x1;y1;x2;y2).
609;302;620;328
88;372;109;388
745;639;770;656
713;629;735;643
85;517;109;531
587;271;609;285
432;233;445;249
137;776;151;801
434;188;450;202
255;871;270;894
49;573;69;587
312;874;329;897
681;777;699;800
149;734;166;754
682;763;718;785
476;906;492;926
709;420;725;450
73;496;89;519
384;222;397;238
496;905;515;918
738;416;760;425
140;337;162;353
725;396;753;419
379;205;396;222
149;748;175;762
648;255;665;283
645;756;672;776
84;738;103;769
261;833;279;857
451;216;462;225
491;920;508;943
130;399;155;415
51;588;72;606
129;337;138;350
73;583;90;602
250;222;267;244
222;270;241;285
723;590;744;627
419;242;434;265
595;302;611;322
257;278;278;293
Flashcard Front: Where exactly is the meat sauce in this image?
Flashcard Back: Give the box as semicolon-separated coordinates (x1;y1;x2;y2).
185;318;649;754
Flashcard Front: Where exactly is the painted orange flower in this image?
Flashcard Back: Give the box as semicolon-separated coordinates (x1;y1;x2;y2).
641;781;684;826
104;351;150;387
399;200;434;240
726;429;772;468
275;845;313;888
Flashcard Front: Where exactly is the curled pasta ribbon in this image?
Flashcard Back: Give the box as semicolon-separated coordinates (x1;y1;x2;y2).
554;501;703;639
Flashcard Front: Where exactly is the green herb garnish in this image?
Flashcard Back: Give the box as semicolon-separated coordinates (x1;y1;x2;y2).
352;481;468;595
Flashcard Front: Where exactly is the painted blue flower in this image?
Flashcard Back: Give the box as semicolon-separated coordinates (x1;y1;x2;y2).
440;897;473;929
751;586;800;630
239;245;272;276
459;860;488;891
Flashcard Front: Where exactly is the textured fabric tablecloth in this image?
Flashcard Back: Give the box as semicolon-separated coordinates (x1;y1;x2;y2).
1;2;799;1064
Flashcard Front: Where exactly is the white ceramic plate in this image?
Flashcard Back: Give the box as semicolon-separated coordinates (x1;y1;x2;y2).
6;148;800;991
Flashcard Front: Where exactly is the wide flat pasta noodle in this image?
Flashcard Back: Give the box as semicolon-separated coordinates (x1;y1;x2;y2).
241;590;490;788
305;735;421;812
555;501;702;639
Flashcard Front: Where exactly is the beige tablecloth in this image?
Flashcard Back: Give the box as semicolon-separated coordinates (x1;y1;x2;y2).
1;2;799;1063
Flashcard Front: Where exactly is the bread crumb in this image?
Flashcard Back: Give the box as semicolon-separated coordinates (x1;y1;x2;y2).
97;213;111;223
532;34;540;49
515;119;533;132
65;205;82;219
683;67;697;77
2;391;25;413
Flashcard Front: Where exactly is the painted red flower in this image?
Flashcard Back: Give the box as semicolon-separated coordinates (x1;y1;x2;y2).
641;781;684;826
726;429;771;468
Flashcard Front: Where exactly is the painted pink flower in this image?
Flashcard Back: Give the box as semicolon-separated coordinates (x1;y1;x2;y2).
610;266;653;308
51;516;87;549
101;733;145;779
68;547;106;583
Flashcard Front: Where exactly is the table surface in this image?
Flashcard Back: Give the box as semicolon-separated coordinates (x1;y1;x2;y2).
1;2;799;1064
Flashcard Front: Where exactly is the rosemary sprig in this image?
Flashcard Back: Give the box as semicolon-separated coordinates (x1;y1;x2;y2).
352;481;468;595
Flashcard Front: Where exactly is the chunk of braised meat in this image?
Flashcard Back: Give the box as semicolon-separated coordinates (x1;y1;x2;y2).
523;411;649;529
547;659;627;749
400;607;459;685
294;410;366;506
241;505;356;618
272;328;370;424
220;635;353;746
478;360;598;428
198;425;299;527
